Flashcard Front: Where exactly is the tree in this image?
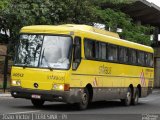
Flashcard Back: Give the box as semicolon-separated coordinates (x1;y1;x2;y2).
0;0;154;47
0;0;11;43
94;1;154;46
1;0;97;40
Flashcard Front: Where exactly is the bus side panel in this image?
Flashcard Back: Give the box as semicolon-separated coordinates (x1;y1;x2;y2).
71;59;154;102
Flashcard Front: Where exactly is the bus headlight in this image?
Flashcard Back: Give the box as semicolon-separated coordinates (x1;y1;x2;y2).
59;85;64;90
52;84;70;91
12;80;21;86
12;80;16;85
53;84;64;90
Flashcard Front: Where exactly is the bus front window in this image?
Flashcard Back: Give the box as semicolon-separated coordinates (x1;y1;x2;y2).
39;36;72;69
15;34;72;69
15;34;43;67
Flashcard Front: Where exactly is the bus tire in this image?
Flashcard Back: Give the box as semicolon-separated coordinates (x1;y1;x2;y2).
31;99;45;107
131;88;139;105
121;87;132;106
77;88;89;110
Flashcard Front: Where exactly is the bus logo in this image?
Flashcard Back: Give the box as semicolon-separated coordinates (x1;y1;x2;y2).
140;70;146;87
93;78;98;87
34;83;39;88
99;65;112;74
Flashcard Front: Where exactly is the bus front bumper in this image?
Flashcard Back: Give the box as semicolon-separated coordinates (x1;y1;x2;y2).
10;86;82;104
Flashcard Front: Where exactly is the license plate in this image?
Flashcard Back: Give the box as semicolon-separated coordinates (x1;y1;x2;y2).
31;94;41;99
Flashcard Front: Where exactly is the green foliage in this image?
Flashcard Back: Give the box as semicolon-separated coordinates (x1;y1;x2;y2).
99;0;134;4
0;0;10;10
96;8;132;29
0;34;8;44
0;0;154;48
1;0;97;38
95;8;153;45
93;0;135;7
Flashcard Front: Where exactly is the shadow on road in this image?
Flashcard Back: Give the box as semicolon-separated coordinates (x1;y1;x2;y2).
12;100;146;112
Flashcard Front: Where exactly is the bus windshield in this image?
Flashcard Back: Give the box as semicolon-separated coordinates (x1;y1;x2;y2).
14;34;72;69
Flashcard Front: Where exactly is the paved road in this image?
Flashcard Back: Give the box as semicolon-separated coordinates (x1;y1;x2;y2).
0;90;160;120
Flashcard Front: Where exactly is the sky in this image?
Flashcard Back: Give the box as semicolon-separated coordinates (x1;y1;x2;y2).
147;0;160;7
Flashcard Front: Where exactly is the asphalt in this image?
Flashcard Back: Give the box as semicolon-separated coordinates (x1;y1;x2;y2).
1;89;160;120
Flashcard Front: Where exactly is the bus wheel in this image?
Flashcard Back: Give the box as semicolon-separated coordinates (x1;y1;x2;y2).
31;99;45;107
77;88;89;110
121;88;132;106
131;88;139;105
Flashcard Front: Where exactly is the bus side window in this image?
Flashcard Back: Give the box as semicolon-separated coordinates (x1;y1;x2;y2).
119;47;129;63
108;44;118;61
137;51;145;66
146;53;154;67
100;42;107;60
130;49;137;65
72;36;81;70
84;39;95;59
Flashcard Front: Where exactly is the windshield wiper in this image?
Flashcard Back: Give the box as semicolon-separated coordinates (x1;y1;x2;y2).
22;64;28;69
41;48;53;71
14;63;28;69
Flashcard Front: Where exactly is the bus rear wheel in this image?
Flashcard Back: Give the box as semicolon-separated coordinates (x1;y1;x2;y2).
131;88;139;105
77;88;89;110
121;87;132;106
31;99;45;107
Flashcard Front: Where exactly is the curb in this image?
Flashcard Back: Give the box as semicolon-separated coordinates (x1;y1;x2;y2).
152;89;160;94
0;93;11;97
0;91;11;98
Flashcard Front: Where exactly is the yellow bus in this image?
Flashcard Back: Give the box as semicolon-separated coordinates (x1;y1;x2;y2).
10;24;154;110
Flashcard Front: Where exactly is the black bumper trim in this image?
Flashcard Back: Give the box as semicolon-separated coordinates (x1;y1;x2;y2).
10;87;81;103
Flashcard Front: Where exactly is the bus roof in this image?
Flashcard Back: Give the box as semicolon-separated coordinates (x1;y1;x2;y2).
20;24;153;53
21;24;120;38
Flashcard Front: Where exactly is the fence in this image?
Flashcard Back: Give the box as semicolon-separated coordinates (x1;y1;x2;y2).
0;55;11;92
0;44;11;92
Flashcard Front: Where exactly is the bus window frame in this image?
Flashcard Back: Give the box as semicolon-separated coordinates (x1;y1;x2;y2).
72;36;82;70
